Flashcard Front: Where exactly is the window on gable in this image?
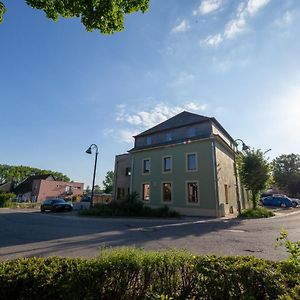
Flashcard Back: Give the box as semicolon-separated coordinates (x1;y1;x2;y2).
125;167;131;176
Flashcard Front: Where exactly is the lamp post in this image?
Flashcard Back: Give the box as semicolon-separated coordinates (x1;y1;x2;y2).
234;139;249;215
85;144;99;208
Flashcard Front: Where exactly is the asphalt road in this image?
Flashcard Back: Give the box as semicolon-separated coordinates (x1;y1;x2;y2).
0;208;299;261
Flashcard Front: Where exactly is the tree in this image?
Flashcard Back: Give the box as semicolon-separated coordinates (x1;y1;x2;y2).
273;154;300;197
237;149;271;208
0;0;149;34
0;164;70;184
102;171;114;194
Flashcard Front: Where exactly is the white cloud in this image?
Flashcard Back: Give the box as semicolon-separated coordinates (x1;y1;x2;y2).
171;20;190;33
202;0;271;47
202;34;223;47
275;10;298;27
196;0;223;15
112;102;207;143
171;72;195;86
246;0;271;16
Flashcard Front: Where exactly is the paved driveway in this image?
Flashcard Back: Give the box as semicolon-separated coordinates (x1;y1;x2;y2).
0;208;299;261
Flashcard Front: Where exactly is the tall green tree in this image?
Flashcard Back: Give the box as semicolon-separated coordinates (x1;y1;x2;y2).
273;154;300;196
237;149;271;208
0;0;149;34
102;171;114;194
0;164;70;184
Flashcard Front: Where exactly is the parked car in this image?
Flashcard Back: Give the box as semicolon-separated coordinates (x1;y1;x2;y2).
261;196;293;208
291;198;300;208
41;199;73;212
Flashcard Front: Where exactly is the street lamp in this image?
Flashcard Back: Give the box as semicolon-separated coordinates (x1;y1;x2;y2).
234;139;249;215
85;144;99;208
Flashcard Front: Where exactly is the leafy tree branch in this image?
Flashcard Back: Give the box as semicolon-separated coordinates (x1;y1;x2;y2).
0;0;149;34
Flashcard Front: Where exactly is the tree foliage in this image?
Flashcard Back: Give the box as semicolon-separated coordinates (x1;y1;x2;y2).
0;0;149;34
273;154;300;197
102;170;114;194
0;164;70;184
237;149;271;208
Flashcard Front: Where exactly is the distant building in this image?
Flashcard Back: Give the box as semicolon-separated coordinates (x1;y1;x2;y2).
13;174;84;202
114;111;249;217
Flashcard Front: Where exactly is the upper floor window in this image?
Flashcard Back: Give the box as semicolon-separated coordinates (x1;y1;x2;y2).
188;127;196;138
142;159;151;174
186;153;197;171
125;167;131;176
146;136;152;145
163;156;172;173
165;132;172;142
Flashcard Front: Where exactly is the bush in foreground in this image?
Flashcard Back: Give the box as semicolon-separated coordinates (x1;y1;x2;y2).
0;248;299;300
239;206;275;218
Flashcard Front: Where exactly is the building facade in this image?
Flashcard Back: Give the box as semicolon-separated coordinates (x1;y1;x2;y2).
114;111;249;217
14;174;84;202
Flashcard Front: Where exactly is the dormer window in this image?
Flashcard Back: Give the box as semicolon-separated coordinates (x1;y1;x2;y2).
146;136;152;145
165;132;172;142
188;127;196;138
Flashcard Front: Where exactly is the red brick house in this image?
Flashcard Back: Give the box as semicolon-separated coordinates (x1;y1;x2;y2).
14;174;84;202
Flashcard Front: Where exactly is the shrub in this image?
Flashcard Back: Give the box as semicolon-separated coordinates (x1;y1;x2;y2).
0;248;299;300
0;192;15;207
239;207;274;218
79;193;180;218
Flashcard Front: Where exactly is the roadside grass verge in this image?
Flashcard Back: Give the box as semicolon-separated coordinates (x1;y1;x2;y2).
239;206;275;218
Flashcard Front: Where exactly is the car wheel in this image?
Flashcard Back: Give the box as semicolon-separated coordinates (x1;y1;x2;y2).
41;208;45;212
280;203;286;208
51;207;56;212
292;202;297;208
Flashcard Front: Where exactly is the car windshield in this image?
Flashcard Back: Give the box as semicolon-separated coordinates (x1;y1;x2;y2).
52;199;67;204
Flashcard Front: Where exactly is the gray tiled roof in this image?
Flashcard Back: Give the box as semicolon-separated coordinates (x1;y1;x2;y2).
134;111;210;137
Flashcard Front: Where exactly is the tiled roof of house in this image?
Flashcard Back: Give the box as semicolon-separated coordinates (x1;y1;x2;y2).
13;174;54;195
134;111;210;137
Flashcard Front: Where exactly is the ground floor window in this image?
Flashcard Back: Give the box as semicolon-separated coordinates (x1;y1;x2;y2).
142;183;150;201
187;182;199;203
225;184;229;204
162;182;172;202
117;187;126;200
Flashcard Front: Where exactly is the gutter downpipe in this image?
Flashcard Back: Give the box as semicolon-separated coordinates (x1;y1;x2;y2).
211;139;220;217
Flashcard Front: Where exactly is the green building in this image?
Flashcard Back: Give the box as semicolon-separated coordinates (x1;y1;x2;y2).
113;111;249;217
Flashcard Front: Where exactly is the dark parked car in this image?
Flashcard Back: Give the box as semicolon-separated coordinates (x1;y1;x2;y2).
41;199;73;212
262;196;293;208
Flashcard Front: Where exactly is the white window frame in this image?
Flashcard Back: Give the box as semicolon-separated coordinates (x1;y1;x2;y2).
162;155;172;174
141;182;151;202
185;181;200;205
161;181;173;204
142;158;151;175
186;152;198;172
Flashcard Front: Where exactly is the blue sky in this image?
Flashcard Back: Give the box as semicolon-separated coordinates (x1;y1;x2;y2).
1;0;300;187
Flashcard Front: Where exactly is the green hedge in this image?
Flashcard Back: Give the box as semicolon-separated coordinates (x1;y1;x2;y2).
0;248;299;300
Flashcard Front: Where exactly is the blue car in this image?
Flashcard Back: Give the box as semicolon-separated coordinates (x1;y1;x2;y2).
262;196;293;208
